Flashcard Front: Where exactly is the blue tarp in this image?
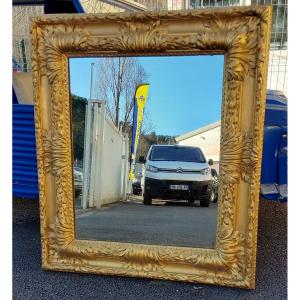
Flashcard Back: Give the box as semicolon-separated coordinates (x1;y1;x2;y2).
260;90;287;201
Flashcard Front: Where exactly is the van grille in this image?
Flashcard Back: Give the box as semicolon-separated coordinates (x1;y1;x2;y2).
157;168;202;174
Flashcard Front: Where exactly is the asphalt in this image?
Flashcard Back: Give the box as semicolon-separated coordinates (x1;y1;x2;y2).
13;198;287;300
76;198;218;248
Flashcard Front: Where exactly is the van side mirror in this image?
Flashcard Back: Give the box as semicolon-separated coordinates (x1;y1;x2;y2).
208;159;214;166
139;156;146;164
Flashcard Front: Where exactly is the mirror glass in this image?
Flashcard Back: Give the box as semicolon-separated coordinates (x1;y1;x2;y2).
70;55;223;248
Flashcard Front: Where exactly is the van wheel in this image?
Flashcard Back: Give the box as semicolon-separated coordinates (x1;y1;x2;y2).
211;191;218;203
200;197;210;207
210;190;215;203
143;192;152;205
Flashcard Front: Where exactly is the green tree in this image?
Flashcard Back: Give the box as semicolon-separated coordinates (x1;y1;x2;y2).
71;94;87;162
137;132;176;159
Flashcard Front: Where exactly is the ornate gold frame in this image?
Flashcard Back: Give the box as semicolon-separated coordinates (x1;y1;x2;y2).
31;6;271;288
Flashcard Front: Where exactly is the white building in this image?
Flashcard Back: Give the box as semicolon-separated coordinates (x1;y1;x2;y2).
175;121;221;171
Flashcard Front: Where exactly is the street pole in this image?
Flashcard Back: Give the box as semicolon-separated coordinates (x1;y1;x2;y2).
89;63;95;100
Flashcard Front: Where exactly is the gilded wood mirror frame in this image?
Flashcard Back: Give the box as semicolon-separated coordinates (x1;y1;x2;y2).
31;6;271;288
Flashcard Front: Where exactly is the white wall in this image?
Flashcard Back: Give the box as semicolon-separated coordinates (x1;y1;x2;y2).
96;117;129;207
177;126;221;165
83;101;129;209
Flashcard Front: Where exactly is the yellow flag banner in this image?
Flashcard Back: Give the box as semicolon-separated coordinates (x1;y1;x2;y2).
129;84;149;181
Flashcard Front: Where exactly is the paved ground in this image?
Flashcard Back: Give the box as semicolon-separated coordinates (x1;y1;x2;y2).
75;197;218;248
13;198;287;299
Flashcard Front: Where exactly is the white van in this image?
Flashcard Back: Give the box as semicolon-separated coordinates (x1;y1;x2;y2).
140;145;213;207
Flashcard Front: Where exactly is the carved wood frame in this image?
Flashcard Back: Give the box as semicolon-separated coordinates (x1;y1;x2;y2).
31;6;271;288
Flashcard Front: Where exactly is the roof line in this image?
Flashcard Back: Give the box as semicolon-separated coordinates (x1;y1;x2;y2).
175;120;221;142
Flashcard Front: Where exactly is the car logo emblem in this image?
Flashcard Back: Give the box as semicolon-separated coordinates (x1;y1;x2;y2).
176;168;183;173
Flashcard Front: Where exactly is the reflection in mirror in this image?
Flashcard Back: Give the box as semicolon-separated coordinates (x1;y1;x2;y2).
70;55;223;248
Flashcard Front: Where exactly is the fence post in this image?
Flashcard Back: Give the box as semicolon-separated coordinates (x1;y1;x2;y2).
94;100;106;208
82;99;92;209
121;133;129;201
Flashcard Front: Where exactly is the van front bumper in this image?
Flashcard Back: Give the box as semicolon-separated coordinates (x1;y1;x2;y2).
144;177;212;200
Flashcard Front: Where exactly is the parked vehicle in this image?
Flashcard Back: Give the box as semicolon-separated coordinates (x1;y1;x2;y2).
131;163;143;195
74;167;83;198
132;178;142;195
210;168;219;203
140;145;213;207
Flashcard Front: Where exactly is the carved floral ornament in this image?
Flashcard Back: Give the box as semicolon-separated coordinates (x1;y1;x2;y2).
31;7;272;288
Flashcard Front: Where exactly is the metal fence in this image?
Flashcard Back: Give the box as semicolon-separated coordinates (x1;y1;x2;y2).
12;5;44;72
252;0;287;95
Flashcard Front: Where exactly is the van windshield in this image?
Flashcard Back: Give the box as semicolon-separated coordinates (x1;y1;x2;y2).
149;146;206;163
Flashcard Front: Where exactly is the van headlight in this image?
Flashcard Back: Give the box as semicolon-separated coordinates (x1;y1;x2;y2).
200;168;210;175
146;165;158;173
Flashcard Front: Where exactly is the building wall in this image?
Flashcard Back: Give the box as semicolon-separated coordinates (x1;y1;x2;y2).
177;126;221;162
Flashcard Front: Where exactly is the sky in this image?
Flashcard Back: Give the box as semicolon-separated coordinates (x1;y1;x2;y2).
69;55;224;136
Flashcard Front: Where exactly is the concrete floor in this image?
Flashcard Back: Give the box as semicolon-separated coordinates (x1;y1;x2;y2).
75;196;218;248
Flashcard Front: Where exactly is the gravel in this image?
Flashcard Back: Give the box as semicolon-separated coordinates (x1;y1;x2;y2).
13;198;287;300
